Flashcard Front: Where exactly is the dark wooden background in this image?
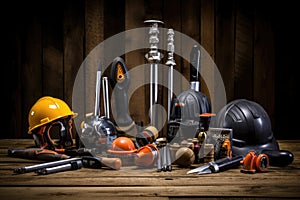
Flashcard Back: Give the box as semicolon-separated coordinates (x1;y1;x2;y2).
3;0;298;140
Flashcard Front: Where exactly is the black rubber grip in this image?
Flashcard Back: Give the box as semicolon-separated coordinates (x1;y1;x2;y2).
217;155;243;172
261;150;294;167
190;45;201;82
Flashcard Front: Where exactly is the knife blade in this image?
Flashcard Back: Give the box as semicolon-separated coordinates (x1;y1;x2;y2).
199;155;243;175
187;156;229;174
187;156;243;174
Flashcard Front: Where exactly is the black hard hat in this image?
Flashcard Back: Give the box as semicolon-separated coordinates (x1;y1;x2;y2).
211;99;293;166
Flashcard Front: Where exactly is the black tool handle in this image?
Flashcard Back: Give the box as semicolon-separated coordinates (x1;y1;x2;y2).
214;156;231;165
261;150;294;167
216;156;243;172
113;87;133;127
190;45;201;82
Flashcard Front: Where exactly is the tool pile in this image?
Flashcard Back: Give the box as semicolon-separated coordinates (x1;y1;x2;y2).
8;19;294;176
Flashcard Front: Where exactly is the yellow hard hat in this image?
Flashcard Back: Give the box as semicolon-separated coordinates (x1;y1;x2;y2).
28;96;76;134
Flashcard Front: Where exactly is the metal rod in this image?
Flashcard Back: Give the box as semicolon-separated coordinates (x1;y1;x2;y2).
102;77;110;119
13;157;82;174
166;29;176;122
160;146;165;171
166;143;172;171
150;63;153;122
144;19;164;127
154;63;158;105
35;160;82;175
94;63;102;117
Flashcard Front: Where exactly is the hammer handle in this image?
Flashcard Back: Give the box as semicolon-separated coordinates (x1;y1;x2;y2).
82;156;122;170
101;157;122;170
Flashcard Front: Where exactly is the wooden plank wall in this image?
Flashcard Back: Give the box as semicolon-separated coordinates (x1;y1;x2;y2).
4;0;297;139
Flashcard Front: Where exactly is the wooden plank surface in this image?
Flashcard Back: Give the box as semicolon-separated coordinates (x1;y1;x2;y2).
125;0;148;128
215;0;235;102
0;139;299;199
63;0;84;108
42;1;64;99
234;0;254;100
253;1;276;126
200;0;216;112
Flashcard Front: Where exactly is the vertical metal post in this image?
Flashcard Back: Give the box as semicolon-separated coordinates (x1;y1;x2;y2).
144;20;164;127
94;63;102;118
165;29;176;122
102;77;110;119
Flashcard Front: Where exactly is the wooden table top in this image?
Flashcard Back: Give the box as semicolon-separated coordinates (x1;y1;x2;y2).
0;139;299;199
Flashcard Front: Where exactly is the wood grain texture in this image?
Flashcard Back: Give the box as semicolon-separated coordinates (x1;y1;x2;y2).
0;139;299;199
63;0;84;139
42;1;64;99
253;1;275;127
200;0;215;112
63;0;84;108
181;0;200;90
234;1;254;100
125;0;148;128
84;0;104;117
4;0;296;140
215;0;235;103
